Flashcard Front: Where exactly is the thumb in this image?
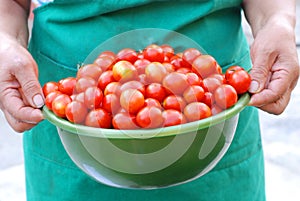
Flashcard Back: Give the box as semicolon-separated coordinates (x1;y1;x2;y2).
14;60;44;108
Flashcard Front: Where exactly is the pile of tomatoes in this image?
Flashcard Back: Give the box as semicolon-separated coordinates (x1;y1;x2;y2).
43;44;251;129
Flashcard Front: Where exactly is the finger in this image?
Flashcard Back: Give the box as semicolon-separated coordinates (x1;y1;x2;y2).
248;45;277;93
13;54;44;108
2;109;39;133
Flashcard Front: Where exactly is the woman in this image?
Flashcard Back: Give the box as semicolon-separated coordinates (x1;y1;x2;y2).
0;0;298;200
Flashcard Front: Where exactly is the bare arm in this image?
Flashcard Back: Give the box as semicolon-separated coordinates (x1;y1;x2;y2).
243;0;299;114
0;0;44;132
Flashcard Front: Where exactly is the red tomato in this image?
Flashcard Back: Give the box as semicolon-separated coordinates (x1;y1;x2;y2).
94;55;115;71
97;50;116;61
112;60;138;83
45;91;62;110
134;59;151;74
226;69;251;94
97;70;115;91
103;81;121;96
112;112;139;129
85;108;112;128
58;77;77;96
76;64;102;81
201;92;214;108
176;67;192;74
162;95;186;112
65;101;88;124
120;89;145;114
75;77;97;93
184;102;212;122
162;72;189;95
145;62;168;83
211;104;223;115
102;93;121;114
116;48;138;64
72;92;85;103
183;85;205;103
144;98;163;109
224;66;243;80
162;62;175;73
51;94;72;118
203;77;222;92
145;83;167;103
186;72;202;86
162;109;186;127
136;106;164;128
161;44;175;59
192;55;219;78
43;81;59;97
214;84;238;109
84;86;103;110
143;44;165;63
182;48;202;65
170;55;191;69
120;80;145;96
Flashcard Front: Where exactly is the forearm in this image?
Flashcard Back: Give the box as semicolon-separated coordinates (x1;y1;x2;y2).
243;0;296;38
0;0;31;47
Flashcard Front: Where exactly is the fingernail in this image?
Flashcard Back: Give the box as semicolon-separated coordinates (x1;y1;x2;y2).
249;80;259;93
33;94;44;108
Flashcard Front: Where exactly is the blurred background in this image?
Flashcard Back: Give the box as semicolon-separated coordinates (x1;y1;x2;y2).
0;1;300;200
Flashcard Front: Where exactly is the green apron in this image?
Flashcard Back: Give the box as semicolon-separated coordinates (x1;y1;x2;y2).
25;0;265;200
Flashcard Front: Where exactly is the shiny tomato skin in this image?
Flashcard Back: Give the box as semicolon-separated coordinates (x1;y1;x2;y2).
182;48;202;65
192;55;219;78
112;60;138;83
97;70;115;91
112;112;139;129
116;48;138;64
43;81;59;97
214;84;238;109
202;77;223;93
75;77;97;93
51;94;72;118
85;108;112;128
136;106;164;128
58;77;77;96
143;44;165;63
76;64;102;81
103;81;121;96
97;50;116;61
162;72;189;95
184;102;212;122
120;80;145;96
201;92;214;108
186;72;202;86
162;109;186;127
183;85;205;103
170;55;191;69
145;62;168;83
144;98;163;109
94;55;116;71
120;89;145;114
162;95;186;112
134;59;151;75
84;86;103;110
45;91;62;110
145;83;167;103
160;44;175;59
102;93;121;114
226;69;251;94
224;66;243;80
65;101;88;124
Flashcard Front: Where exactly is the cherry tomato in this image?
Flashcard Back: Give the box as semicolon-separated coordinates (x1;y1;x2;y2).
201;92;214;108
134;59;151;74
143;44;165;63
84;86;103;110
45;91;62;110
203;77;222;92
112;112;139;129
182;48;202;65
144;98;163;109
170;55;190;69
72;92;85;103
192;55;219;78
58;77;77;96
65;101;88;124
145;62;168;83
75;77;97;93
51;94;72;118
183;85;205;103
97;70;115;91
103;81;121;96
43;81;59;97
136;106;164;128
224;66;243;80
162;95;186;112
214;84;238;109
226;68;251;94
186;72;202;86
162;62;175;73
161;44;175;59
145;83;167;103
120;80;145;96
94;55;115;71
120;89;145;114
102;93;121;114
162;109;186;127
97;50;116;61
112;60;138;83
162;72;189;95
76;64;102;81
184;102;212;122
116;48;138;64
85;108;112;128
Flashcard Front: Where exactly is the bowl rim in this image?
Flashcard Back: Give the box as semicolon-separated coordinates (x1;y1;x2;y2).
42;93;250;139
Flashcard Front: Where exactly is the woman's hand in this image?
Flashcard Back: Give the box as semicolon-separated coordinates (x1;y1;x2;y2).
0;33;44;132
248;16;299;114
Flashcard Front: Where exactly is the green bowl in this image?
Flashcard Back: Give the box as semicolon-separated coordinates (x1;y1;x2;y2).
42;93;250;189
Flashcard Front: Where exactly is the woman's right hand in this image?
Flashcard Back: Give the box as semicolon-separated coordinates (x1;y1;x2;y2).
0;33;44;133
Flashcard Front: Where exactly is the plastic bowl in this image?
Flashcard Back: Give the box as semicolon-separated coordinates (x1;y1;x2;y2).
42;28;250;189
42;92;249;189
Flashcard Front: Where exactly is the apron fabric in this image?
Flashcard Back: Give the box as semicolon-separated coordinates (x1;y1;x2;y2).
25;0;266;200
